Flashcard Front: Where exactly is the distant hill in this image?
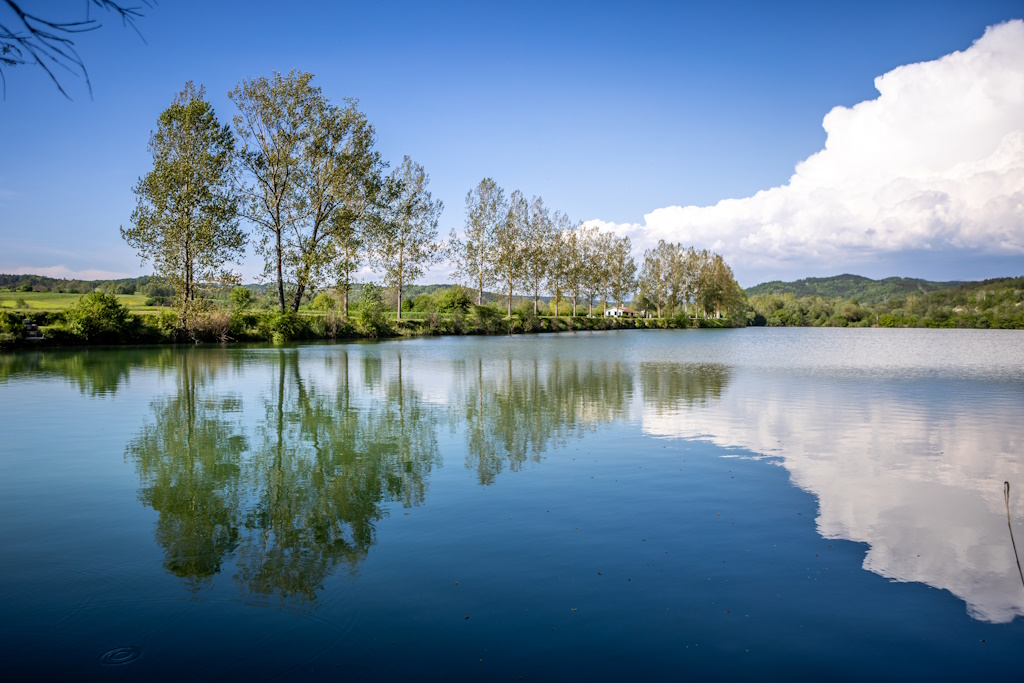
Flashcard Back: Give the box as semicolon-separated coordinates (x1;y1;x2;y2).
745;274;964;304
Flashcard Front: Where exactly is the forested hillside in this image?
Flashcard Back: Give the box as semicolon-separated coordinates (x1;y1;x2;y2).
745;274;961;304
747;276;1024;328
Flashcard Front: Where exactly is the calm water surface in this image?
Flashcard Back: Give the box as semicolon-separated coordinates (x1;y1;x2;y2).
1;328;1022;681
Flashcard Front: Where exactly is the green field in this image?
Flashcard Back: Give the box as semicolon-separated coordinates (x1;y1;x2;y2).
0;292;150;312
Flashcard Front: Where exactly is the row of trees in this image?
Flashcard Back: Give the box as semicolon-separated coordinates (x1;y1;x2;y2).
123;72;742;331
637;241;743;319
123;73;444;328
451;178;637;317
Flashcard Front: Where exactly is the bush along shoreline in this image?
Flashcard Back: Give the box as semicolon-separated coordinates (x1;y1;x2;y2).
0;293;738;350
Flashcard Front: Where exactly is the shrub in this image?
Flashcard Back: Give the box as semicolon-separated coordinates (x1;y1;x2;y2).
190;310;234;342
436;285;473;313
469;304;502;334
518;309;540;333
0;310;23;337
260;312;308;343
424;310;441;335
230;286;255;311
309;292;336;312
64;292;132;343
355;283;391;337
446;309;467;335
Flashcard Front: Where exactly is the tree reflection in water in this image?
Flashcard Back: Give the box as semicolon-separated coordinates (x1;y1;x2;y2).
125;351;244;591
126;347;730;603
461;357;635;485
127;349;440;605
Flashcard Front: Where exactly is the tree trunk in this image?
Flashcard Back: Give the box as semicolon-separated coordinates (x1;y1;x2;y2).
276;231;286;312
291;283;305;313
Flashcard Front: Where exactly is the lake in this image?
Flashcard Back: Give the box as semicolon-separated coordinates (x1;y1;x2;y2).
1;328;1022;681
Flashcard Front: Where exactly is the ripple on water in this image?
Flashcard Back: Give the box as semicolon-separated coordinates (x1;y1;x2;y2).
98;646;142;666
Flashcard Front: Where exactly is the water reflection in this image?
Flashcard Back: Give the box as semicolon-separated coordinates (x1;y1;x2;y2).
127;349;440;604
641;371;1024;623
104;333;1024;622
460;357;634;484
125;353;244;589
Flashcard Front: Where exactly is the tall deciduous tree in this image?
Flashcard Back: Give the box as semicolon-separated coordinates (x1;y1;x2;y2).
454;178;505;305
493;190;528;317
547;210;576;317
123;82;244;331
577;225;604;315
371;156;444;321
231;70;379;313
522;196;552;315
564;227;584;316
638;240;674;318
607;234;636;306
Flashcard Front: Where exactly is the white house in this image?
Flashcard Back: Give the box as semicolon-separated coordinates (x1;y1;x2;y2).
604;306;639;318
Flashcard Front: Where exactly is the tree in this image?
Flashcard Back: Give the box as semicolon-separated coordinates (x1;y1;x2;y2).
0;0;148;98
638;240;674;318
231;70;380;313
370;156;444;321
493;189;528;317
564;227;584;316
122;82;244;331
454;178;505;305
522;196;552;315
577;225;604;315
330;160;381;318
547;210;576;317
607;234;636;307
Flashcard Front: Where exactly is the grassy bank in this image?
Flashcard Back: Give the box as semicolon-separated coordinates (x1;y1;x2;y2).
0;294;736;350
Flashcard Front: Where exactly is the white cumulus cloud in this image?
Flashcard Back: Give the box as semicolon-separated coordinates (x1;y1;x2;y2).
590;20;1024;281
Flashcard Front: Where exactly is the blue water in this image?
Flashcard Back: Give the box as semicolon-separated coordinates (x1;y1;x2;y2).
1;329;1022;680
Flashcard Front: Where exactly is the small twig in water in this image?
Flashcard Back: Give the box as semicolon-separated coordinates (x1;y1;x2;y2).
1005;482;1024;590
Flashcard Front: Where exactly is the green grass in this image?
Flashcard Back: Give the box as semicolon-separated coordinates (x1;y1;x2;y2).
0;292;149;312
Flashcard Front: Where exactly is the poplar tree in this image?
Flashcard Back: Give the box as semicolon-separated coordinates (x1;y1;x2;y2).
455;178;505;305
607;235;636;307
123;82;244;331
371;156;445;321
638;240;674;318
547;211;576;316
493;190;529;317
522;196;552;315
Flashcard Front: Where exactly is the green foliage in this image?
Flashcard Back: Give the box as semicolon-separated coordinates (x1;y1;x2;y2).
436;285;473;313
745;274;961;304
258;312;308;344
63;292;132;343
229;286;255;311
309;292;337;311
355;283;392;337
123;82;244;330
231;70;383;313
746;276;1024;329
0;310;24;338
469;304;503;334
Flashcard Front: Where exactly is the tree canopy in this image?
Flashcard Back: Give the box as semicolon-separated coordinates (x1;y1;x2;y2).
122;82;244;332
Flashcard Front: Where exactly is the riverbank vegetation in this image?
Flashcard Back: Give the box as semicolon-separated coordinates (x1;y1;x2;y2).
3;70;744;348
746;276;1024;328
5;70;1020;349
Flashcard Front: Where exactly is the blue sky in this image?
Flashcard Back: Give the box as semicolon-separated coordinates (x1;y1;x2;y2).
1;0;1022;286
